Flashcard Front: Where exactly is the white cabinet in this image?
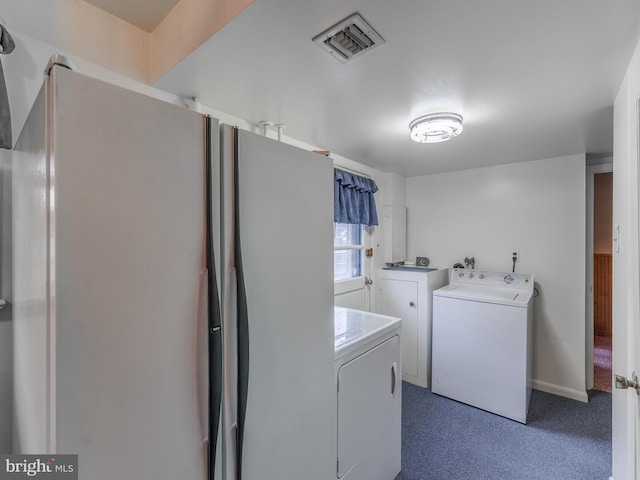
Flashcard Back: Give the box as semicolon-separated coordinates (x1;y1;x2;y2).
377;267;448;388
378;279;418;378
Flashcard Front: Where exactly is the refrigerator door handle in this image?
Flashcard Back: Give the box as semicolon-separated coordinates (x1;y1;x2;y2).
197;269;210;440
233;126;250;480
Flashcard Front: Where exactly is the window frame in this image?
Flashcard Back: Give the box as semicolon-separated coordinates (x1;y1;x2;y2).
333;222;364;282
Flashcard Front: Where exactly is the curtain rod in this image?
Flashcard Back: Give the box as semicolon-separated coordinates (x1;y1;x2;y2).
334;164;371;178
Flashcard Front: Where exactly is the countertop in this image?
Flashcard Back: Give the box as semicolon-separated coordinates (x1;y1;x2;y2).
382;265;440;272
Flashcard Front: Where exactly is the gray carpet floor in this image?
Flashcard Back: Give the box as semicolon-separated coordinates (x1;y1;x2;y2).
400;382;611;480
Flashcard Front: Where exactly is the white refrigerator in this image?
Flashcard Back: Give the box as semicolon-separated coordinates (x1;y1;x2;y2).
12;61;335;480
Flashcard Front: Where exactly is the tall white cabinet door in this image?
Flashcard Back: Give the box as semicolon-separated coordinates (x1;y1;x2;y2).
16;67;208;479
12;84;49;453
232;127;335;480
378;279;418;378
337;335;400;478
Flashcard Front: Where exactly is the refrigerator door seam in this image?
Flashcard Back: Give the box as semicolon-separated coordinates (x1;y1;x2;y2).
206;115;223;480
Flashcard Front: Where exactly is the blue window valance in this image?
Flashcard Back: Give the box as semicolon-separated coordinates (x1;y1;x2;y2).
334;168;379;226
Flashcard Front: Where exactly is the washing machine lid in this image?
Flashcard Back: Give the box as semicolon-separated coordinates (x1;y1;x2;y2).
334;307;401;359
433;284;532;307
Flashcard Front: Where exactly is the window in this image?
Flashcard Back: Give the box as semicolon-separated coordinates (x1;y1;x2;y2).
334;223;363;281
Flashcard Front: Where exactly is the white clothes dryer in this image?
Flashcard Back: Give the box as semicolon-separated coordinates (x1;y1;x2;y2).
334;307;401;480
431;268;534;423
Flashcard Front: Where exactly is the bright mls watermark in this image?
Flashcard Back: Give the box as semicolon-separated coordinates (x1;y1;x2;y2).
0;455;77;479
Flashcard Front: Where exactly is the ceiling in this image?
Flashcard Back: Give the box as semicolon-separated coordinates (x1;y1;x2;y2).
97;0;640;176
85;0;180;32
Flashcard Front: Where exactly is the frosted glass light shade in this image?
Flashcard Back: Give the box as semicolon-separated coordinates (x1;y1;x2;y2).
409;113;463;143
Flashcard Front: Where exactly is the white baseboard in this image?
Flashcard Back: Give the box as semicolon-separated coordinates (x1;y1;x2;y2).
532;380;589;403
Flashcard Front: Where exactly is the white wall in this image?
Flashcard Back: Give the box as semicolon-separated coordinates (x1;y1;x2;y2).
149;0;253;81
0;0;254;85
611;30;640;480
406;154;587;401
0;0;148;82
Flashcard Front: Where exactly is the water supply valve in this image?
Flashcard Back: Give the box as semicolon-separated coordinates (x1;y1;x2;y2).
464;256;475;269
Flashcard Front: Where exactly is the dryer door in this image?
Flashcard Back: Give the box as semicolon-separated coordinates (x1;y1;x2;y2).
337;335;400;478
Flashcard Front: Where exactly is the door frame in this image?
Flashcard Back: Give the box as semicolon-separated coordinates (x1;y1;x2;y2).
586;161;613;390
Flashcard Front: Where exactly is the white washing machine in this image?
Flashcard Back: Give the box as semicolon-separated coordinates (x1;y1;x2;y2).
334;307;401;480
431;269;534;423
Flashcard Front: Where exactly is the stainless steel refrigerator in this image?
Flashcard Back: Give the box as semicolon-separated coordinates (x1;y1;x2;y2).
12;60;335;480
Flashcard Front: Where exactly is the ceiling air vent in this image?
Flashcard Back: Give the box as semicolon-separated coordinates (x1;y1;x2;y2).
313;13;385;64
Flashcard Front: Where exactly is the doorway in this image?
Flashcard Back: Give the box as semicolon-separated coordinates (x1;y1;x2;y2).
592;172;613;392
586;162;613;392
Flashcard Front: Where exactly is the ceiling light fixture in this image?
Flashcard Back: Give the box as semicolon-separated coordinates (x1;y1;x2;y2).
409;113;463;143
